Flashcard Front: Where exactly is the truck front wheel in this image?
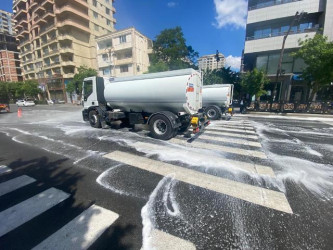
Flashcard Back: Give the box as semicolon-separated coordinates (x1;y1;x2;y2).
205;106;221;120
88;110;102;128
149;114;175;140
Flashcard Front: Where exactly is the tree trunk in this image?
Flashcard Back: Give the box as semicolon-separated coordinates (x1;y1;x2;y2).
308;82;319;102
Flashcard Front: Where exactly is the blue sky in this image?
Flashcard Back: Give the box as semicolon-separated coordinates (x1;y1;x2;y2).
1;0;248;69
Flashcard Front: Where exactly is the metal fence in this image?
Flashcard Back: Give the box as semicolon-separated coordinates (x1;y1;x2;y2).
246;101;333;114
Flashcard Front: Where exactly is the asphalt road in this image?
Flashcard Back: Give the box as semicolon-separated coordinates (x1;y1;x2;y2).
0;104;332;250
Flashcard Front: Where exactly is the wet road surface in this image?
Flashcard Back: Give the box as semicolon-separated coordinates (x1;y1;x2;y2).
0;104;333;249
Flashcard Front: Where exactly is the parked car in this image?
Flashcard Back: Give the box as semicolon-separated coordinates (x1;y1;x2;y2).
16;99;36;107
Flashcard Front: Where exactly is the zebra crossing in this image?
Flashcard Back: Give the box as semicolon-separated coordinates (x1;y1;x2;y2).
0;117;294;249
104;118;292;214
0;167;120;249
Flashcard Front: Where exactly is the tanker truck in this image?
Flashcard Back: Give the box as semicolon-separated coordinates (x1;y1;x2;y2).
82;68;208;140
202;84;234;120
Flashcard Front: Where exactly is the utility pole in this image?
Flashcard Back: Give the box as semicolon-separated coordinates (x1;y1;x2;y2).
215;50;220;70
273;11;307;102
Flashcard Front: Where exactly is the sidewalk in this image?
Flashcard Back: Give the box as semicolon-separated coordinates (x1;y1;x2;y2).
245;112;333;118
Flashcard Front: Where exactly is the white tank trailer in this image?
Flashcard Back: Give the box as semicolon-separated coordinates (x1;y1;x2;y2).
82;68;208;140
202;84;234;120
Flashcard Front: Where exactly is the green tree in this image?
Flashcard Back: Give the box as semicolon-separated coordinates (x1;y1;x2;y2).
22;80;40;98
241;68;270;101
148;26;199;72
67;66;97;101
293;34;333;101
0;82;9;103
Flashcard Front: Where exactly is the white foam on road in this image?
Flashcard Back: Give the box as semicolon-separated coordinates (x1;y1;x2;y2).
0;165;11;175
104;151;292;213
32;204;119;250
199;134;262;148
254;121;333;199
0;188;70;237
0;175;36;197
170;138;267;159
141;176;195;250
130;141;274;177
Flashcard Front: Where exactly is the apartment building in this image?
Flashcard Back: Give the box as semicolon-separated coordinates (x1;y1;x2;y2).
13;0;116;101
96;27;152;77
198;53;225;71
0;10;22;82
243;0;332;102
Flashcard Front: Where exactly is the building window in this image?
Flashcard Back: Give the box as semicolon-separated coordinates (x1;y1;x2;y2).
103;68;110;75
106;7;110;15
93;11;98;19
119;35;126;43
106;19;111;25
102;53;108;61
105;0;110;3
94;24;99;31
93;0;97;7
120;65;128;73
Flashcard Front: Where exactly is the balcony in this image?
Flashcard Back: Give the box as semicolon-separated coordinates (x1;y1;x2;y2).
57;19;90;33
58;34;72;41
62;73;75;78
248;0;302;11
247;0;325;24
43;49;59;56
244;30;317;54
113;42;132;51
17;29;29;38
40;24;56;35
14;9;28;19
55;5;89;20
42;0;54;8
34;3;46;13
72;0;89;9
59;46;74;54
112;6;116;13
16;19;28;29
61;61;75;67
13;0;27;8
115;57;132;66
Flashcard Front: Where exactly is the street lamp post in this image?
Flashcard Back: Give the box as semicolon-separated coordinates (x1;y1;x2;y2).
273;11;307;103
105;47;114;77
215;50;220;70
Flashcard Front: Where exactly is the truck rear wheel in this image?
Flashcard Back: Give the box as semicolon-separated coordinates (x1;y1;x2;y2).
149;114;175;140
89;110;101;128
205;106;221;120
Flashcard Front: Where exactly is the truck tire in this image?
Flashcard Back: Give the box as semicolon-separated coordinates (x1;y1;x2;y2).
149;114;175;140
205;106;221;120
88;110;102;128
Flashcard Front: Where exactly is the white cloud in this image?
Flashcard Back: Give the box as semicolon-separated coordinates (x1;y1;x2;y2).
167;2;177;7
225;55;241;70
213;0;248;29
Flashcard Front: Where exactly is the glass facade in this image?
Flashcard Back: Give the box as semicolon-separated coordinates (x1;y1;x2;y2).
255;52;306;74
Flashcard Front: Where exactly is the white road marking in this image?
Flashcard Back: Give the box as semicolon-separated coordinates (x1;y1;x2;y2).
205;130;259;140
211;124;255;130
104;151;292;213
132;142;274;177
141;229;196;250
170;138;267;159
207;127;256;134
0;165;11;175
0;188;70;237
32;204;119;250
0;175;36;197
199;134;262;148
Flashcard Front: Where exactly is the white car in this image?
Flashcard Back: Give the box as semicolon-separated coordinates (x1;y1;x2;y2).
16;100;36;107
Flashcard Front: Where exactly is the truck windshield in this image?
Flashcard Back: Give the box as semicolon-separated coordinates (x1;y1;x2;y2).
83;80;93;101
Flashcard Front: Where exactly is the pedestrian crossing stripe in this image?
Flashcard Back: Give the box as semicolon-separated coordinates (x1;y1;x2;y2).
32;204;119;250
170;138;267;159
198;134;262;148
0;175;36;197
103;151;292;214
206;127;256;134
0;188;70;237
205;130;259;140
131;141;274;177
